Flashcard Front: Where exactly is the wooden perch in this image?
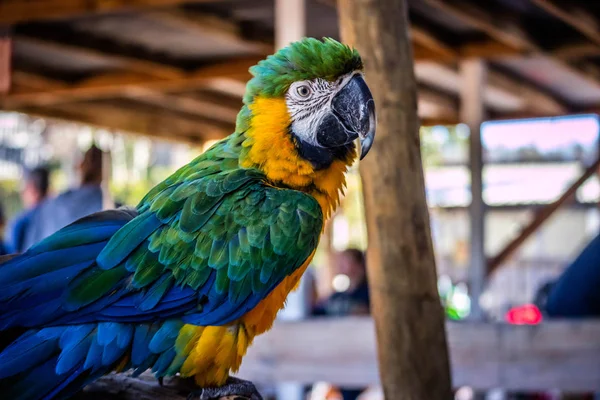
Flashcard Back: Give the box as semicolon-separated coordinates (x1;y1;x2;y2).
71;372;257;400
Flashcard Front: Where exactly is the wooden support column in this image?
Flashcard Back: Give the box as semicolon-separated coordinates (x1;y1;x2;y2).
460;59;487;320
338;0;452;399
0;26;11;94
275;0;305;50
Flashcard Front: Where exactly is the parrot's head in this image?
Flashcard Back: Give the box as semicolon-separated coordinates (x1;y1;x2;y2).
239;37;376;172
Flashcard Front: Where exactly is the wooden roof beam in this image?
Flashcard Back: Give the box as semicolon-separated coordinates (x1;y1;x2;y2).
531;0;600;48
411;26;457;61
423;0;600;88
8;69;242;124
553;43;600;60
13;102;232;144
2;57;259;107
418;87;458;123
143;10;272;55
486;71;568;115
123;87;240;123
15;36;184;79
422;0;534;52
0;0;220;25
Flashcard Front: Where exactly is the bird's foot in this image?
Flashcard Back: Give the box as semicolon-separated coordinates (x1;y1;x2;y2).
187;377;263;400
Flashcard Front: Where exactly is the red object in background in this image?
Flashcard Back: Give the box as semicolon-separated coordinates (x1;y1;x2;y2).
505;304;543;325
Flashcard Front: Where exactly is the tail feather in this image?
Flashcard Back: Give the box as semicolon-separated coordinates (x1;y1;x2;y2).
0;326;116;400
0;319;185;400
0;354;92;400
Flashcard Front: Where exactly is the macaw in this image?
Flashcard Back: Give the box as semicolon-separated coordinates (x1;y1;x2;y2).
0;37;376;400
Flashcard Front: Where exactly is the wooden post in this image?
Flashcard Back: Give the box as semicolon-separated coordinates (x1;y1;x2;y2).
275;0;305;49
338;1;453;399
0;26;11;94
460;59;487;320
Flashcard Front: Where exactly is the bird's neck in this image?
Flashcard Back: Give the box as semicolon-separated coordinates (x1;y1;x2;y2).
237;96;355;219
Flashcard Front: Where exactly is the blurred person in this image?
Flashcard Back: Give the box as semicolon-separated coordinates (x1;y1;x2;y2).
5;166;49;253
313;248;370;317
312;248;370;400
22;145;106;250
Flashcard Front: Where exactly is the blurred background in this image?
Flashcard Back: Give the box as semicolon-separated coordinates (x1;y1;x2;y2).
2;0;600;399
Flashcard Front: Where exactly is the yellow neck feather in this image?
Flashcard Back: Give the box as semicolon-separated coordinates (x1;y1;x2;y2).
239;96;355;219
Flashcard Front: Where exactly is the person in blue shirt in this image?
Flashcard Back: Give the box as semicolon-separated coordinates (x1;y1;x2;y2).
22;145;105;250
545;232;600;317
5;166;49;253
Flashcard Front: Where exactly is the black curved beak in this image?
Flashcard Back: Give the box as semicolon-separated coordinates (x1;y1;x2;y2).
316;74;376;160
332;74;376;160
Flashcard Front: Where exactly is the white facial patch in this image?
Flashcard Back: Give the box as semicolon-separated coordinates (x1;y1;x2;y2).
285;74;356;147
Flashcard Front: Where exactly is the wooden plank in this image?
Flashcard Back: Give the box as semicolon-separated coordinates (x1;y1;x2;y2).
11;70;66;90
498;321;600;391
237;318;600;391
553;42;600;60
422;0;534;52
423;0;600;89
143;10;272;55
338;0;453;398
411;25;458;61
239;318;379;386
531;0;600;48
0;0;219;24
14;102;232;144
418;87;458;122
9;68;244;126
15;36;184;79
123;88;240;123
461;59;486;319
202;78;247;98
488;156;600;275
486;70;567;116
2;57;259;107
460;40;523;60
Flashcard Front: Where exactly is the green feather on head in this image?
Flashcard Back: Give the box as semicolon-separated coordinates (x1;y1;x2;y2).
243;37;363;103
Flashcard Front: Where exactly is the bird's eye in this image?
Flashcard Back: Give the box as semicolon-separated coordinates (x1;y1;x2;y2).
295;85;311;98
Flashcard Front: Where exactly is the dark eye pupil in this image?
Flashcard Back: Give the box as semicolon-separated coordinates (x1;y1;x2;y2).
298;86;309;96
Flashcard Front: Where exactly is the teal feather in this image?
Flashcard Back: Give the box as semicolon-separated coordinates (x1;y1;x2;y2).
149;320;182;354
208;240;228;269
137;275;174;311
215;267;230;294
152;348;176;376
65;265;128;310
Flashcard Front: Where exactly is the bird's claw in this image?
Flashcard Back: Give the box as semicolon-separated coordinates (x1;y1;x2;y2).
187;377;263;400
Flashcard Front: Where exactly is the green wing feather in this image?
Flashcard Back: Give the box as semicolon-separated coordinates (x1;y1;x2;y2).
66;132;323;326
